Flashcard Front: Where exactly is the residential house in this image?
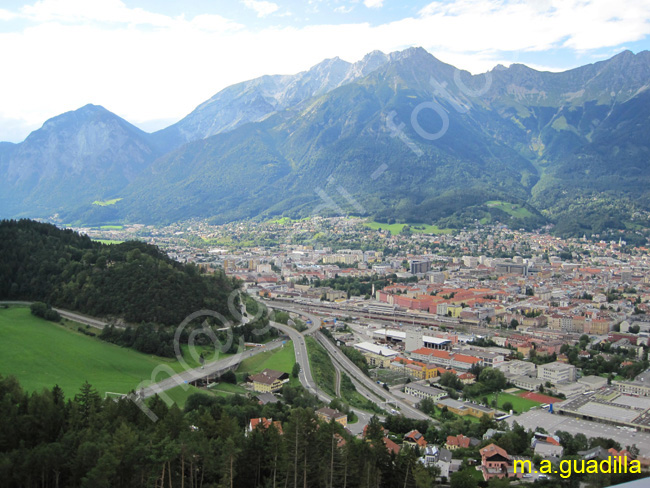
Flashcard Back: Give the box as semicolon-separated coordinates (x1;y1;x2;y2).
480;443;522;481
249;369;290;393
247;417;283;436
315;407;348;426
403;430;427;449
445;434;479;451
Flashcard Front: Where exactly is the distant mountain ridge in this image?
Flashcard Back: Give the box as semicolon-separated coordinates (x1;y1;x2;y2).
1;47;649;242
152;50;392;151
0;104;161;218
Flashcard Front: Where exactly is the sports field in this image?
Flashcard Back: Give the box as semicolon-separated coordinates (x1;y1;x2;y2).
0;306;186;397
484;391;541;413
519;391;562;404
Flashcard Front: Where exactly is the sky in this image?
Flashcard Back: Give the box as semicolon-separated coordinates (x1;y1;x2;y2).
1;0;649;142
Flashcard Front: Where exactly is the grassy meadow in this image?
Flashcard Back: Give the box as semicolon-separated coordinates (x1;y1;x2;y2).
0;306;189;398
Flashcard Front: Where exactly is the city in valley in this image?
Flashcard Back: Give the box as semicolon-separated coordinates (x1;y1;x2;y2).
3;2;650;486
74;216;650;483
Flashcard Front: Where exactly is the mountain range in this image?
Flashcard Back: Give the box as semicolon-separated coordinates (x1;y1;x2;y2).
1;47;649;241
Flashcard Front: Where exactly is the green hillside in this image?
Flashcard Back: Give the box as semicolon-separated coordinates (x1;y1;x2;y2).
0;306;184;396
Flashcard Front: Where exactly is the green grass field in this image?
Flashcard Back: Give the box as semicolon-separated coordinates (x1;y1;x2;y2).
305;337;336;397
236;343;296;375
92;198;123;207
161;384;211;408
364;220;452;235
0;306;196;398
486;201;534;219
483;392;541;413
99;225;124;230
207;382;249;397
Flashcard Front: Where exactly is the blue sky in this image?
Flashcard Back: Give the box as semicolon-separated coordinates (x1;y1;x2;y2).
1;0;649;142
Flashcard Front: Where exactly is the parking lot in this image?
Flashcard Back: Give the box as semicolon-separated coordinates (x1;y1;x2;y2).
506;410;650;456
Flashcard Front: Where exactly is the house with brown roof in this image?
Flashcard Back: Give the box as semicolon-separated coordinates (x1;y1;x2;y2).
383;437;401;455
445;434;478;450
316;407;348;426
458;372;476;384
249;369;290;393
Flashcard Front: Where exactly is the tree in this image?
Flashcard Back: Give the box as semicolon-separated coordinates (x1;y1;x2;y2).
450;469;478;488
221;436;242;488
418;397;436;415
292;362;301;378
502;401;513;412
487;476;511;487
30;301;60;322
478;368;507;393
439;372;463;390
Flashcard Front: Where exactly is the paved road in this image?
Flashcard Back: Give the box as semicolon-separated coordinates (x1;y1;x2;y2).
268;301;430;421
138;340;284;399
266;317;375;435
333;362;342;397
506;410;650;457
1;301;116;330
315;330;430;420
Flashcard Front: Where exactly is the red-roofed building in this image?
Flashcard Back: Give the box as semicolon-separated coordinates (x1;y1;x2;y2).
452;354;481;370
247;417;283;436
411;348;452;367
403;430;427;448
446;434;472;450
383;437;401;455
458;372;476;384
480;443;522;481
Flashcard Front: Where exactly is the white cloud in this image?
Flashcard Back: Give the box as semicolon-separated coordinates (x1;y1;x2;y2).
190;14;243;33
21;0;174;26
0;9;17;20
364;0;384;8
418;0;650;52
334;6;354;14
242;0;279;18
0;0;649;142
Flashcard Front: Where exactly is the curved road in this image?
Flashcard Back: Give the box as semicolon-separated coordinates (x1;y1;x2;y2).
268;301;430;421
267;317;377;435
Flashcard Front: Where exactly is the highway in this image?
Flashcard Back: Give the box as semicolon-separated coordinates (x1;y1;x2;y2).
137;339;284;399
268;301;430;421
266;317;377;435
